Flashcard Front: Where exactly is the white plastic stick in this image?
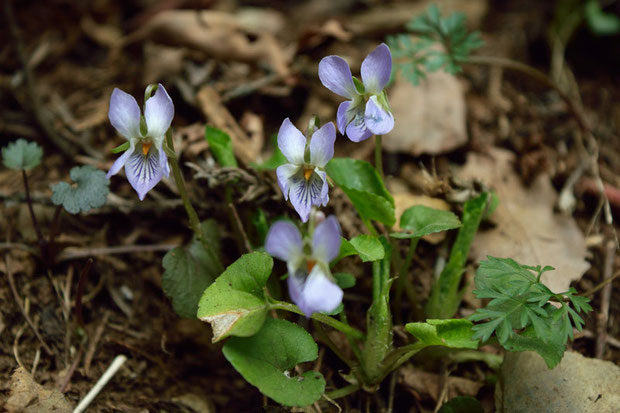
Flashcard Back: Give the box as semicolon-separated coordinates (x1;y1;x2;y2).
73;354;127;413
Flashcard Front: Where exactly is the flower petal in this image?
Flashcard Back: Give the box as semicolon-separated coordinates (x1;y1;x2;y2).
315;169;329;205
318;56;357;98
106;143;135;179
289;171;324;222
265;221;303;262
312;215;341;263
336;101;351;134
144;84;174;141
159;145;170;178
345;118;373;142
309;122;336;168
108;88;141;140
361;43;392;95
277;118;306;164
365;95;394;135
125;147;166;200
296;266;343;317
276;163;300;200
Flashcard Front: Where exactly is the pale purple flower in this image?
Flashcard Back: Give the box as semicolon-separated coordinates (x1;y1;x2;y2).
265;216;343;317
319;43;394;142
106;84;174;200
276;118;336;222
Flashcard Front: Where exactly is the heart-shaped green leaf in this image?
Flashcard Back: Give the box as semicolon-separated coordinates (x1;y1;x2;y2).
2;139;43;170
391;205;461;239
162;220;221;319
198;252;273;342
223;318;325;407
326;158;395;226
337;235;385;262
51;166;109;214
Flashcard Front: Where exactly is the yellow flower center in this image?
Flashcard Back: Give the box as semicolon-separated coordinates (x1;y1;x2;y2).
303;168;313;181
306;259;316;272
141;142;152;156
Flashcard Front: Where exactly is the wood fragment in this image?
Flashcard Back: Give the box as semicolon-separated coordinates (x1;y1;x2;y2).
196;86;260;167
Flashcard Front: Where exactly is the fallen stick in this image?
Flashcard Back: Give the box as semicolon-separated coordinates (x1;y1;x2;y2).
73;354;127;413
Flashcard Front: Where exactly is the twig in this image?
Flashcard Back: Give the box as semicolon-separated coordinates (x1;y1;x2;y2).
13;323;27;369
5;256;54;355
57;244;176;261
75;258;94;328
0;242;37;254
73;354;127;413
227;201;253;253
4;0;75;158
595;238;615;358
581;269;620;297
84;311;111;376
56;347;83;392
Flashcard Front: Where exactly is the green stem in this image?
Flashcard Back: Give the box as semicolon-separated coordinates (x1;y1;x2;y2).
325;384;360;400
269;301;365;340
394;237;420;322
165;130;224;273
374;135;384;179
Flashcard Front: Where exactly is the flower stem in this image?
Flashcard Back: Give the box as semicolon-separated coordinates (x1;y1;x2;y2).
165;130;224;273
374;134;384;179
21;169;47;262
269;301;365;340
394;237;420;322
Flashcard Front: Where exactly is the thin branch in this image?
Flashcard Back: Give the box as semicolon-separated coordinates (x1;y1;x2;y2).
5;256;55;355
57;244;176;261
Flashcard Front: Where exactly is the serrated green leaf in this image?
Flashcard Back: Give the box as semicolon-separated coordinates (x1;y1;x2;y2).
438;396;484;413
469;256;591;365
223;318;325;407
205;126;238;168
198;252;273;342
51;166;109;214
406;319;479;349
162;220;221;319
502;326;565;369
326;158;395;226
391;205;461;239
2;139;43;170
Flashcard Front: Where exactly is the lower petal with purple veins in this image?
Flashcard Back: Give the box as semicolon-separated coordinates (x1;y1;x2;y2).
276;163;301;201
289;170;325;222
289;266;343;317
345;115;373;142
125;147;166;200
364;95;394;135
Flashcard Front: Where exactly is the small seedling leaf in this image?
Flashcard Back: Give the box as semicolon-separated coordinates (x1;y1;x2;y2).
2;139;43;170
51;166;109;214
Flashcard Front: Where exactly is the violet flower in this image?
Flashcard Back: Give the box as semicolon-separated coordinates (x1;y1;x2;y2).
319;43;394;142
106;84;174;200
265;215;343;317
276;118;336;222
